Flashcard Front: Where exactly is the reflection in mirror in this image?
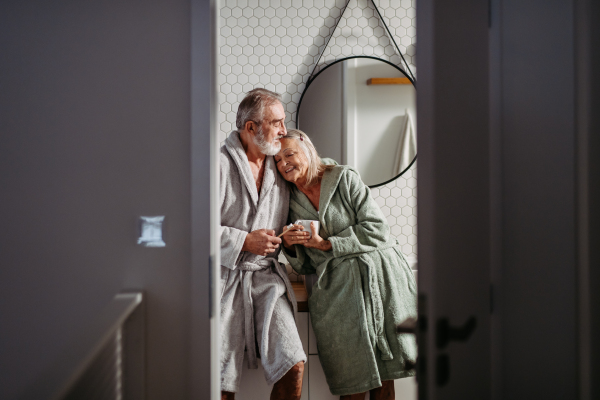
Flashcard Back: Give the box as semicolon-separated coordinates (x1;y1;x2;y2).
297;57;416;187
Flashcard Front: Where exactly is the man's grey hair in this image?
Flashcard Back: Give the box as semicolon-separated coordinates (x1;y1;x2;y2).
236;88;283;131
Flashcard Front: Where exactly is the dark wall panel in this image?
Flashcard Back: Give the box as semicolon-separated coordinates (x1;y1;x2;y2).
589;0;600;397
0;1;195;398
501;1;578;398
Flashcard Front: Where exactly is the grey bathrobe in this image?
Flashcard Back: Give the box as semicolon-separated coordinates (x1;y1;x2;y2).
283;165;417;396
219;131;306;392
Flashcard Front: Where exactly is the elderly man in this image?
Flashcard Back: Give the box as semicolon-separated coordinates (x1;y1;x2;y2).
219;88;306;400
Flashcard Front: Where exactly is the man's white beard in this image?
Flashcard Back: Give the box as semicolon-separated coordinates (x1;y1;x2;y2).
253;127;281;156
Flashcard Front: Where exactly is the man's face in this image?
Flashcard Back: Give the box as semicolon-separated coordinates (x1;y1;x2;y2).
253;102;287;156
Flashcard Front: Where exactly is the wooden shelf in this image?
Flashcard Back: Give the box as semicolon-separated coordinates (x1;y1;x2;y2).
291;281;308;312
367;77;412;85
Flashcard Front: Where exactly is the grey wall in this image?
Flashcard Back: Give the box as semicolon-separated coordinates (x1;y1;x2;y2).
0;0;205;398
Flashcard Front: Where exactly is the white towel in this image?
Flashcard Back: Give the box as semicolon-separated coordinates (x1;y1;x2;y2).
393;110;416;175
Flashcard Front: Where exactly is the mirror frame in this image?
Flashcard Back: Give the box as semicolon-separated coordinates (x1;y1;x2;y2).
296;55;417;188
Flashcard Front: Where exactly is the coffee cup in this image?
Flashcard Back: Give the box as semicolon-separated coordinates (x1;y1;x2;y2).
294;220;320;238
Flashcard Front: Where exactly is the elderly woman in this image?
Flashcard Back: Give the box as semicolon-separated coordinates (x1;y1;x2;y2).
274;129;417;400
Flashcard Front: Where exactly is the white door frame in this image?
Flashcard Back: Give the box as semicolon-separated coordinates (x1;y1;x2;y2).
191;0;220;399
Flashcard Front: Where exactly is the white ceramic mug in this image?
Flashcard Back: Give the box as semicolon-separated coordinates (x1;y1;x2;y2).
294;220;319;238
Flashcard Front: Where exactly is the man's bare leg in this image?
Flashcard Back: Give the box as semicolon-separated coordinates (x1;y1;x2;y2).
221;391;235;400
270;361;304;400
369;380;395;400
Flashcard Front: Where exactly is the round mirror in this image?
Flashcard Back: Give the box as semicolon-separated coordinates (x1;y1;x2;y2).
297;56;416;187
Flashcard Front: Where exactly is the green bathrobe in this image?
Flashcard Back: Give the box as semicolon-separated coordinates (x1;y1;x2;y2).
283;165;417;396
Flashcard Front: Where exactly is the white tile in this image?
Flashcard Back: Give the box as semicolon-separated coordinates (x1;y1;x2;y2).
308;317;318;355
292;35;303;47
271;35;282;47
270;54;281;65
264;64;275;75
236;359;272;400
276;64;287;75
238;71;249;83
385;196;396;207
297;312;309;357
408;234;417;245
386;215;396;227
254;26;265;37
395;377;417;400
231;7;242;18
248;74;260;85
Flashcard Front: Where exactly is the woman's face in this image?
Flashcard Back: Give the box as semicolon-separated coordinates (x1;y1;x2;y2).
274;138;309;185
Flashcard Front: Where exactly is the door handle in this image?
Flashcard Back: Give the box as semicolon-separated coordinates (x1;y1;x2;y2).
436;316;476;349
435;316;476;387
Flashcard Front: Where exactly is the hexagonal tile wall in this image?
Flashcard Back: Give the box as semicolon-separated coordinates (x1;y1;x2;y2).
370;165;417;259
219;0;417;279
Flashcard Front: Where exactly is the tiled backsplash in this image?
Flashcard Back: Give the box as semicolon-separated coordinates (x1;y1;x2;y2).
219;0;417;278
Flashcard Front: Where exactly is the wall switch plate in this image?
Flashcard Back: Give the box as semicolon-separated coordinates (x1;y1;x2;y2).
138;216;166;247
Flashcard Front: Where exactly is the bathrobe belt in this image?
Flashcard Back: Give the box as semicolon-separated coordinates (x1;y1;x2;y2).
315;247;396;360
237;258;298;369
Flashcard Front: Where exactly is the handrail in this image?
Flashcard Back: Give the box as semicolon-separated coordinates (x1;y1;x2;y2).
20;292;144;400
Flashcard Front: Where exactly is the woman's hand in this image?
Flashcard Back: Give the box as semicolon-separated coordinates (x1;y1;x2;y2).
282;224;310;250
303;222;332;252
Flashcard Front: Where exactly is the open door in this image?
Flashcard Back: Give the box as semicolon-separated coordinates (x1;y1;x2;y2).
416;1;491;398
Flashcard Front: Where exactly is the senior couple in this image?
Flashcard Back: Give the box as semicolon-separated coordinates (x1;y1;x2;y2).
220;88;417;400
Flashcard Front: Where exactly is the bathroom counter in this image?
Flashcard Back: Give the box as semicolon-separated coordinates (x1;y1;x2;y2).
291;281;308;312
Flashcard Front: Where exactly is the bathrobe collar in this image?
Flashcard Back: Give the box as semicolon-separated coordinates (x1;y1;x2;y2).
290;165;356;235
225;131;276;207
318;165;351;217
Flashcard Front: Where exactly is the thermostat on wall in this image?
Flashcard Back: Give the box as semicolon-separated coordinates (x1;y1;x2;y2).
138;216;166;247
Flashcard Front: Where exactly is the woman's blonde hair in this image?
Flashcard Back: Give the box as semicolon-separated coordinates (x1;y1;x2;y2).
283;129;334;187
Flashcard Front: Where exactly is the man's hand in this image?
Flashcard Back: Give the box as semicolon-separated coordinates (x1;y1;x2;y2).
242;229;282;256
